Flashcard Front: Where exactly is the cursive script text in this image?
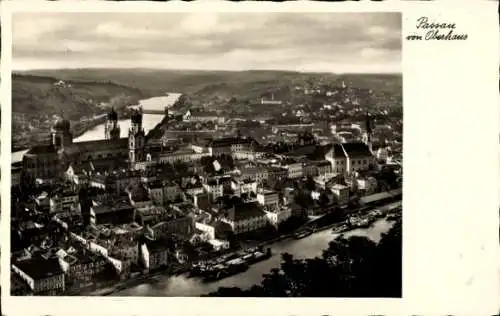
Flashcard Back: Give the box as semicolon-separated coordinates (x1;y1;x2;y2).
416;17;456;30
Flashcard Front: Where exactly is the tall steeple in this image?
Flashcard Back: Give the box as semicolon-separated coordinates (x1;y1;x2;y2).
128;106;145;166
51;115;73;150
105;107;121;140
363;110;373;153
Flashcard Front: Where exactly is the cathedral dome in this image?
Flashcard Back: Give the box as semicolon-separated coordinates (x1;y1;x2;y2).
131;108;143;125
108;108;118;121
53;118;70;131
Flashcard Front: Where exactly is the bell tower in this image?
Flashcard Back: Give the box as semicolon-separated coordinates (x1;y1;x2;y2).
362;111;373;154
51;118;73;150
105;108;121;140
128;107;145;166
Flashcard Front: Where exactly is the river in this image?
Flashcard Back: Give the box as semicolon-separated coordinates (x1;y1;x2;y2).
11;94;182;163
113;218;394;297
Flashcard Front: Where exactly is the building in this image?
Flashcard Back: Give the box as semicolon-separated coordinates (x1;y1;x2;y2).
147;180;164;205
356;176;378;195
146;180;181;206
265;206;292;227
207;137;255;157
21;109;138;181
160;147;210;164
376;147;390;162
49;189;79;214
105;170;142;194
140;240;169;271
220;202;268;234
303;161;318;177
267;166;288;181
231;178;258;197
183;110;224;124
61;247;109;286
109;238;140;268
90;200;135;225
260;94;283;106
282;161;303;179
316;160;332;176
135;205;170;226
128;186;153;209
150;210;194;238
12;162;22;187
104;108;121;140
256;189;280;209
203;178;224;200
325;142;374;175
195;221;216;240
12;257;65;295
240;166;268;183
330;184;350;206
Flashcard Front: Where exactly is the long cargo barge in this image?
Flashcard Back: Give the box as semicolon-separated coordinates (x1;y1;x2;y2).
293;228;314;239
190;247;272;282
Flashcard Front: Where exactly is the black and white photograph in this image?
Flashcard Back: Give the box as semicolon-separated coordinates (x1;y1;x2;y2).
9;11;403;297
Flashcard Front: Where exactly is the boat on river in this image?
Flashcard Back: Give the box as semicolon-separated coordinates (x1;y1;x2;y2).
202;259;249;282
332;224;349;234
244;247;272;264
190;247;272;280
293;228;313;239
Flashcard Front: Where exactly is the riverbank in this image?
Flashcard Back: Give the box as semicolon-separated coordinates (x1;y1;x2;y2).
81;202;400;297
114;218;396;297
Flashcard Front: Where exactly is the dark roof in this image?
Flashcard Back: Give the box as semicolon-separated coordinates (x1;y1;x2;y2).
209;137;252;148
25;145;58;156
146;239;169;253
13;257;63;280
92;201;134;215
316;160;331;167
341;142;372;158
226;202;266;222
148;180;165;189
286;145;317;157
329;144;346;158
25;137;129;158
130;186;151;202
72;248;104;265
71;138;128;153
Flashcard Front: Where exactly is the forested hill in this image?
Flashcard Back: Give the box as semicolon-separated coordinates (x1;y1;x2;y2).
18;68;402;102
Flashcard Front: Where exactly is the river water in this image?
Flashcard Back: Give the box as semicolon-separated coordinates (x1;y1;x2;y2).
114;219;394;297
11;94;182;163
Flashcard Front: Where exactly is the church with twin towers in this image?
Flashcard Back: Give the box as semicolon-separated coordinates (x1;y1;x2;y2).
22;107;148;181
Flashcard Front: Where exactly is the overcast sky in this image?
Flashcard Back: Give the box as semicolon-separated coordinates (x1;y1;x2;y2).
13;12;401;73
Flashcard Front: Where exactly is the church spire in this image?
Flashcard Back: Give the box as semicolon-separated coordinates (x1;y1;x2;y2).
364;110;373;154
365;110;372;135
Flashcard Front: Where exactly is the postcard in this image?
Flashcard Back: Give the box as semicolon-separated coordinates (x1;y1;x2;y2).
1;1;498;316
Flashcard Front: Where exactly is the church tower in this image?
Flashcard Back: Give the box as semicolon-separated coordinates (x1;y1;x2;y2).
51;118;73;150
362;111;373;154
128;107;145;166
105;108;121;140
